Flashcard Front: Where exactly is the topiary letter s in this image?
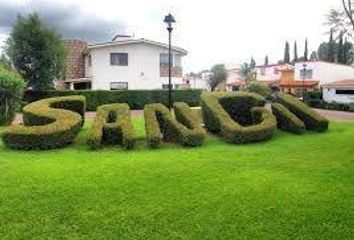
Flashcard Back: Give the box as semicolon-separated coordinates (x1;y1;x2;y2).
1;96;85;150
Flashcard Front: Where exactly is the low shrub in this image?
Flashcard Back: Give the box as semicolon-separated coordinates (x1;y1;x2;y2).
23;89;202;111
144;103;206;148
245;81;271;97
276;92;329;132
87;103;135;149
1;96;85;150
0;67;25;126
201;92;276;144
271;103;305;134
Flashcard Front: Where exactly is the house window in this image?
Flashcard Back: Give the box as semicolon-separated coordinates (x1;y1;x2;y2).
174;55;181;67
260;68;266;75
110;82;128;90
160;53;173;66
335;89;354;95
300;69;313;79
110;53;128;66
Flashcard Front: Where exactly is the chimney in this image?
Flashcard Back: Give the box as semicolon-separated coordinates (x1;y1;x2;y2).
112;34;133;42
64;39;87;80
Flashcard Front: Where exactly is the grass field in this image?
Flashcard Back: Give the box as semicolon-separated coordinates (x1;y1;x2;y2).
0;118;353;239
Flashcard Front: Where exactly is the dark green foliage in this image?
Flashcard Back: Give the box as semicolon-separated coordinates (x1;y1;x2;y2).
0;67;25;126
293;41;298;63
23;89;202;111
284;41;290;64
144;103;206;148
246;81;271;97
276;92;329;132
304;38;308;61
271;103;305;134
209;64;228;91
87;103;135;149
1;96;85;150
201;92;276;144
5;13;66;90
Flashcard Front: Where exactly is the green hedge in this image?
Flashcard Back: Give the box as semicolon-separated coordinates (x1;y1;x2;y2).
201;92;276;144
276;93;329;132
271;103;305;134
87;103;135;149
0;67;25;126
23;89;202;111
144;103;206;148
2;96;85;150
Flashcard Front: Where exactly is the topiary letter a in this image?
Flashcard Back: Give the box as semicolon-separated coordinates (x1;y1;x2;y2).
87;103;135;149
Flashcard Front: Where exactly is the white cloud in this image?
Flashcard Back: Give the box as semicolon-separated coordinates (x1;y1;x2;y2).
0;0;342;71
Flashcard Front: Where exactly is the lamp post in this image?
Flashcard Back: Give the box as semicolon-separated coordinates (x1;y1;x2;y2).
302;63;307;99
164;13;175;111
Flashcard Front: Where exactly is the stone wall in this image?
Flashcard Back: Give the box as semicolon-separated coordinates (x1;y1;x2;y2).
64;40;87;80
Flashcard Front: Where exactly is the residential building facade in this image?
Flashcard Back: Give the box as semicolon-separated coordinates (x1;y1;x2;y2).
59;35;188;90
322;80;354;103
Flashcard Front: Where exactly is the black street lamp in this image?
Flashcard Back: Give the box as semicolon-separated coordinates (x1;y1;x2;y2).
164;13;175;111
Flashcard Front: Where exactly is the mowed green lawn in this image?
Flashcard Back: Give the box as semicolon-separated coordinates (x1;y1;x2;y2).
0;118;353;240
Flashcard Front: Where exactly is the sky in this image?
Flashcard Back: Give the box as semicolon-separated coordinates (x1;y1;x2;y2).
0;0;342;72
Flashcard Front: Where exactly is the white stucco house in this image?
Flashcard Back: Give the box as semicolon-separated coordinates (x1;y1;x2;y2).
322;80;354;104
60;35;188;90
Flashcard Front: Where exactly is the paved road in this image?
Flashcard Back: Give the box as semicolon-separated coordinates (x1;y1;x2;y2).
14;108;354;124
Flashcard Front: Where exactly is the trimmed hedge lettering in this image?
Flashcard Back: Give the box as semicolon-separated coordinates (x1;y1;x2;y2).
201;92;277;143
276;93;329;132
271;103;305;134
2;96;85;150
144;102;206;148
87;103;135;149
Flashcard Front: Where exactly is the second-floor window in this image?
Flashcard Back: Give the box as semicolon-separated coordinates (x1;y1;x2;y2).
160;53;171;66
300;69;313;79
110;53;128;66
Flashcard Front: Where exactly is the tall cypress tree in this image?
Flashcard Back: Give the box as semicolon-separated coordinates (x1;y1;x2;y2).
284;41;290;64
304;38;309;62
264;55;269;66
293;41;298;64
338;32;344;63
328;28;336;63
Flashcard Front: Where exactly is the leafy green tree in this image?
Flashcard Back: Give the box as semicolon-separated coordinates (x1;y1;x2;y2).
250;57;256;69
245;81;271;97
310;51;318;61
0;66;25;125
240;62;256;86
293;41;298;64
0;54;11;70
283;41;290;64
304;38;309;61
5;13;66;90
208;64;227;91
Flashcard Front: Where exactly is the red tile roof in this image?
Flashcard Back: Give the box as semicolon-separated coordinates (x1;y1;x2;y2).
322;79;354;87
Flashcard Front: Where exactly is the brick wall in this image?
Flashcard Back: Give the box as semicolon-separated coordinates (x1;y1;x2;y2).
64;40;87;80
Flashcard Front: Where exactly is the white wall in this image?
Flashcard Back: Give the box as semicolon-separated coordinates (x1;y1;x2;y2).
323;88;354;103
294;62;354;85
256;65;282;82
88;43;184;90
